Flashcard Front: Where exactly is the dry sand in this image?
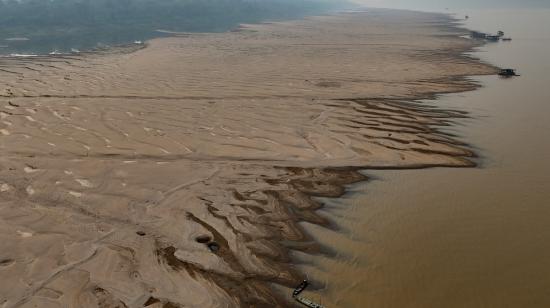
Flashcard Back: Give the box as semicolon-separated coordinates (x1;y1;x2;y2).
0;9;495;308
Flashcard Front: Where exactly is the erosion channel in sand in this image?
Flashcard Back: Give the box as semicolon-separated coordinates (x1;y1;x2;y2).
0;9;495;307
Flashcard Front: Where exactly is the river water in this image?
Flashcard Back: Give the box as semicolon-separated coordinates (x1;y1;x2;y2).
299;9;550;308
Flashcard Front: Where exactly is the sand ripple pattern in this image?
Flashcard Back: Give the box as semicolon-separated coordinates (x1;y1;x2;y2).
0;10;494;308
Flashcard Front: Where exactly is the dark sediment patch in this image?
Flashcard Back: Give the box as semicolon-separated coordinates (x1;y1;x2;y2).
0;259;14;267
195;235;212;243
156;245;292;307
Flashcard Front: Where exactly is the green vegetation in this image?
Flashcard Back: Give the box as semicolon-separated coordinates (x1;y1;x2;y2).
0;0;354;54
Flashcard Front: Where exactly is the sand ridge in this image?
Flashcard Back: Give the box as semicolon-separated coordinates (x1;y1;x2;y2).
0;9;495;308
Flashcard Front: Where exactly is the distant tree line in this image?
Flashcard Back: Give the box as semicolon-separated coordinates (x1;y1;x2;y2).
0;0;353;53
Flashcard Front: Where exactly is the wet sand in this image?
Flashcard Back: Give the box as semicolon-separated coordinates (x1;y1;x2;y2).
0;9;495;307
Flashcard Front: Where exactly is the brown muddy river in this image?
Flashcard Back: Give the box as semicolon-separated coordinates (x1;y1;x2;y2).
300;9;550;308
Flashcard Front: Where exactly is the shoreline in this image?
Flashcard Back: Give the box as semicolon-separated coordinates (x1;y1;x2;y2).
308;9;550;307
0;9;496;307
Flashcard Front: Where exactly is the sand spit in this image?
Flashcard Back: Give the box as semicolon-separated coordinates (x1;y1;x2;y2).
0;9;495;308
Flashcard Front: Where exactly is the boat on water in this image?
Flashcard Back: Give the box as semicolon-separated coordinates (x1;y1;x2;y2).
471;31;487;39
498;68;519;77
292;280;325;308
295;296;325;308
293;280;309;297
502;37;512;41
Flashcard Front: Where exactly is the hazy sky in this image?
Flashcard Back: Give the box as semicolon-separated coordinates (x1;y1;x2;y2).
351;0;550;10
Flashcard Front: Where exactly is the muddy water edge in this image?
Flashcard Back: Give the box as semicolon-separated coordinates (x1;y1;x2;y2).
299;9;550;308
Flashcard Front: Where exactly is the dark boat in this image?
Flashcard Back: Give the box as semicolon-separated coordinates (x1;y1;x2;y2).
502;37;512;41
295;296;325;308
292;280;326;308
499;69;519;77
293;280;309;297
471;31;487;39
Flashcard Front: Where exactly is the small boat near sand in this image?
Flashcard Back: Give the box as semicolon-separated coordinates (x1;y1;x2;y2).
293;280;309;297
292;280;325;308
295;296;325;308
471;31;487;39
499;68;519;77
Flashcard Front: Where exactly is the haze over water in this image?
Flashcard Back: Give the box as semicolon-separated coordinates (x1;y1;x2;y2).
301;8;550;307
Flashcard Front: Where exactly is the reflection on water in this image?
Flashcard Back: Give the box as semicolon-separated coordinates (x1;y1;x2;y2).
302;9;550;308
